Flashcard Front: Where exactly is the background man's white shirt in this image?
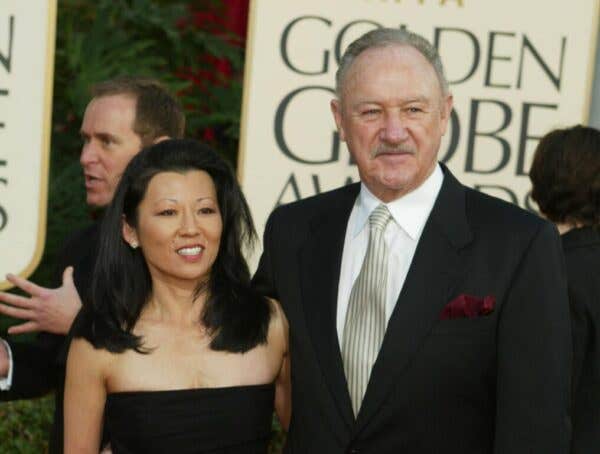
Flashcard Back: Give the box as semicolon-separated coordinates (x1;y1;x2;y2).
0;340;13;389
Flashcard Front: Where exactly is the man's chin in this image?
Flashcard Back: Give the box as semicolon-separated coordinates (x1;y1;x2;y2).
86;193;110;209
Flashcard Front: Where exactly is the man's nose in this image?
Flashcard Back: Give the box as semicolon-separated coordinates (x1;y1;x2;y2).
380;114;408;144
80;141;98;165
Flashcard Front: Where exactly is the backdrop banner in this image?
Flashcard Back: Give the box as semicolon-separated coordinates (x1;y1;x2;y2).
238;0;599;267
0;1;56;289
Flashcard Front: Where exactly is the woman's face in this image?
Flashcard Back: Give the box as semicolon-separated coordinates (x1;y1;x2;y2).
123;170;223;289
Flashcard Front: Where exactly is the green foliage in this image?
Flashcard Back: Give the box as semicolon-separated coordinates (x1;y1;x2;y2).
269;416;286;453
0;396;54;453
1;0;248;451
53;0;245;163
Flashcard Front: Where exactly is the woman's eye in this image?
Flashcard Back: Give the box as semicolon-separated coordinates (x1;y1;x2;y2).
158;209;176;216
199;207;215;215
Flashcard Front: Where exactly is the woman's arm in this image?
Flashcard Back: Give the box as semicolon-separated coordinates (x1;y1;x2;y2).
64;337;109;453
272;300;291;431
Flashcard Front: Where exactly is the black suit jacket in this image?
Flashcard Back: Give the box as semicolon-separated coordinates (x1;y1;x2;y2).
1;222;100;454
563;227;600;454
254;167;571;454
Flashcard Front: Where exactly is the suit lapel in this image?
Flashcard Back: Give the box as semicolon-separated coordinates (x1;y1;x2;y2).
299;184;359;429
354;168;473;433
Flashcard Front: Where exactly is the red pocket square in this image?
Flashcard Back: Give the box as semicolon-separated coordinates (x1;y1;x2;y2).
439;294;496;320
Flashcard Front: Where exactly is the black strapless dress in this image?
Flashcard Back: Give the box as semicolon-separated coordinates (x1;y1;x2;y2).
104;383;274;453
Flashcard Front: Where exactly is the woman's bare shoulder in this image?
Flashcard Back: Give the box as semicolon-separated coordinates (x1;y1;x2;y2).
68;337;116;379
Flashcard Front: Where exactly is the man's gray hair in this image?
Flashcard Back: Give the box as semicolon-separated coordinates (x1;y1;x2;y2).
335;28;449;97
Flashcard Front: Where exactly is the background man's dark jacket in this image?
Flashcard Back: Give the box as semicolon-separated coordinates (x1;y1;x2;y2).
564;227;600;454
1;222;99;454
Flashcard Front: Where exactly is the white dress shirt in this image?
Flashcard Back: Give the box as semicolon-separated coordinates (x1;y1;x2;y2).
0;339;13;390
336;164;444;344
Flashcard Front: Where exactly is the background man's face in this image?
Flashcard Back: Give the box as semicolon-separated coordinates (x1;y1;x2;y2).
79;94;143;208
331;45;452;202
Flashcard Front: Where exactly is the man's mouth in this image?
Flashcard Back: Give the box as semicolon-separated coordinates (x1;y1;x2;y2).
85;172;101;180
84;174;102;187
372;146;415;158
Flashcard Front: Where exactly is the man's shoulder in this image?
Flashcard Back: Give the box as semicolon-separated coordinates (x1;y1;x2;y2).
463;185;545;233
62;221;101;249
54;221;101;287
270;183;359;222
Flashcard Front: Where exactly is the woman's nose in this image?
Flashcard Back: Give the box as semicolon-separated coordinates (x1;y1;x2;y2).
178;210;199;235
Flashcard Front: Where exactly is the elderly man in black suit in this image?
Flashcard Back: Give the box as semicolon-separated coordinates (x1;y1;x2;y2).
0;76;185;453
254;28;571;453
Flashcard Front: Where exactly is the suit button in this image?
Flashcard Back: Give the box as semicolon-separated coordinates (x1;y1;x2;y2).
347;449;360;454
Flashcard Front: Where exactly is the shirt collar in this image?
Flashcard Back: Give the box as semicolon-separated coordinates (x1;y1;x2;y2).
352;164;444;240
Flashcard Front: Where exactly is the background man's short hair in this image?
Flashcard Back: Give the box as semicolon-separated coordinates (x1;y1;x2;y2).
530;124;600;228
335;27;449;97
91;76;185;145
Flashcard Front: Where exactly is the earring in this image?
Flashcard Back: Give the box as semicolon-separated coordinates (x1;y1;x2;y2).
130;241;138;249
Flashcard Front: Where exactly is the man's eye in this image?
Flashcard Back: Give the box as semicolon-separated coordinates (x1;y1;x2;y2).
360;109;382;119
407;107;423;114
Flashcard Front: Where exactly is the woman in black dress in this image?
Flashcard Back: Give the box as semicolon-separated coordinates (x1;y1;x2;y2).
530;125;600;454
64;139;290;453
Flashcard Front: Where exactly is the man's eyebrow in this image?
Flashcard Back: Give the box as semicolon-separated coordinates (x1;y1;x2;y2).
353;96;432;106
80;131;120;143
98;132;119;141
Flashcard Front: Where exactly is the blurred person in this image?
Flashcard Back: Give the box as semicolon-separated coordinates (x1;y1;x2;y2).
0;76;185;453
64;139;290;453
253;27;571;453
530;124;600;454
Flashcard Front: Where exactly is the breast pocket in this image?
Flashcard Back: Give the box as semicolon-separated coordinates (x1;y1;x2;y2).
428;314;497;335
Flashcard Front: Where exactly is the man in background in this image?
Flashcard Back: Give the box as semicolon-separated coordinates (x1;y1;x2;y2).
0;76;185;453
530;125;600;454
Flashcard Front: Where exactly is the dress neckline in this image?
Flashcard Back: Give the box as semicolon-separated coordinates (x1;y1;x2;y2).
107;382;274;398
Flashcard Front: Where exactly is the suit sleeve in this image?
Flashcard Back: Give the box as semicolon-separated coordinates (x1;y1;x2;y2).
252;209;280;300
494;221;571;453
0;333;64;400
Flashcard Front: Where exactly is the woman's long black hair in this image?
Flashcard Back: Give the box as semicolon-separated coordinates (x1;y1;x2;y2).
74;139;270;353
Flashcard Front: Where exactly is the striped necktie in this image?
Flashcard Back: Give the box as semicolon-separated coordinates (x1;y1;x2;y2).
342;203;392;416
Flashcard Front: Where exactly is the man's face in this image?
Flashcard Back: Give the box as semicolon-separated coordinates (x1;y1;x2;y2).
331;45;452;202
80;94;143;208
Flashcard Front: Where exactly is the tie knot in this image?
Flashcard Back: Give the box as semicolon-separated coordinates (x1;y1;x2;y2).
369;204;391;232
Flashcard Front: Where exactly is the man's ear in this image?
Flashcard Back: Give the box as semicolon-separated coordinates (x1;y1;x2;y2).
330;99;346;142
152;135;170;144
122;217;139;248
